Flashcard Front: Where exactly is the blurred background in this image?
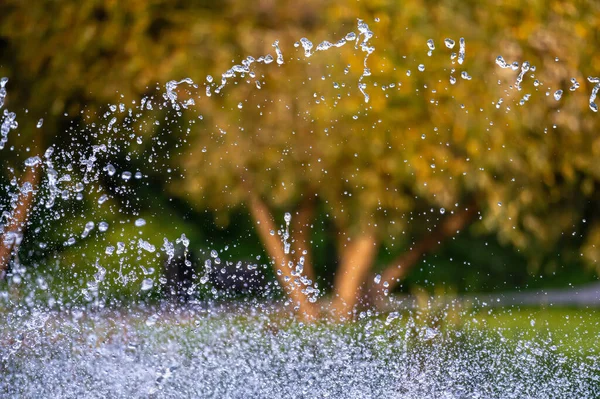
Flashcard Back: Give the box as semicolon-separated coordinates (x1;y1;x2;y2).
0;0;599;312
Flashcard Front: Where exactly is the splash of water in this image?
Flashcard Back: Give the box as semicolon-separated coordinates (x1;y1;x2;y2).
1;16;599;397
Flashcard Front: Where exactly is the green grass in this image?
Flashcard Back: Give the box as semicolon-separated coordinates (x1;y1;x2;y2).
468;306;600;356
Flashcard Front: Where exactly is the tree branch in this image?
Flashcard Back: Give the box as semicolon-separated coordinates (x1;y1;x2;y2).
0;165;40;278
376;204;479;299
290;194;316;283
245;190;317;319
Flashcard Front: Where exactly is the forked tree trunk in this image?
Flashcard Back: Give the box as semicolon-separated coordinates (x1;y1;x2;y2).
330;228;378;319
373;205;479;305
0;166;40;278
246;192;317;320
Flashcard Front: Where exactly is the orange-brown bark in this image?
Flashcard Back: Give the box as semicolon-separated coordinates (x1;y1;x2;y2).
0;166;40;277
246;192;317;320
331;228;378;319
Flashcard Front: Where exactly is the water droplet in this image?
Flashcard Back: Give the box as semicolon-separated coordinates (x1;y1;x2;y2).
138;239;155;253
553;90;563;101
515;61;530;89
272;40;284;65
24;156;41;167
145;314;158;326
81;221;95;238
385;311;400;325
0;77;8;109
426;39;435;51
424;327;438;340
141;278;154;291
105;164;116;176
569;78;580;91
458;38;465;65
44;146;54;158
299;38;313;57
496;56;510;69
588;77;600;112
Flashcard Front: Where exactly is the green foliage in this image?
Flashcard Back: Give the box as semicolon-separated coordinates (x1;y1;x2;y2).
1;0;600;298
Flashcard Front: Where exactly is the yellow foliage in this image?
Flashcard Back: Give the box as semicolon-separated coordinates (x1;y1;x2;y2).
1;0;600;270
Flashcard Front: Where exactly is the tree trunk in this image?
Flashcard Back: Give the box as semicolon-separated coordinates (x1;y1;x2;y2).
373;205;478;305
290;195;316;283
246;192;317;320
330;228;378;319
0;165;40;278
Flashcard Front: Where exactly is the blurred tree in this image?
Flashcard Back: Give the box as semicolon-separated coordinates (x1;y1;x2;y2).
171;0;600;318
1;0;600;319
